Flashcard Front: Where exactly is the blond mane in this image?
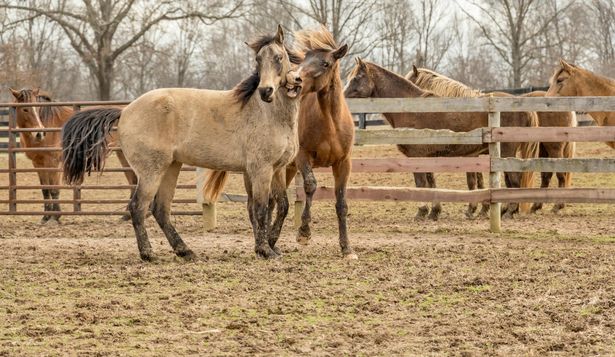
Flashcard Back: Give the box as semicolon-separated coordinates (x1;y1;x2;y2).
412;68;483;98
294;26;338;55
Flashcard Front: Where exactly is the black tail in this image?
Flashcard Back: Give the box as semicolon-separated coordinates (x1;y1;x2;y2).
62;108;122;185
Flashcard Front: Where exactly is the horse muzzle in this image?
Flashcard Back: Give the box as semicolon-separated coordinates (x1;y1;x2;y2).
259;87;274;103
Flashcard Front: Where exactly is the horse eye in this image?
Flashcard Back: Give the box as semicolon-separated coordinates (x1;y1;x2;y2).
23;109;29;113
322;61;329;68
557;77;565;84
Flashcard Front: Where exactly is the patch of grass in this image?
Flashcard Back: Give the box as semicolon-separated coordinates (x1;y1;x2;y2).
579;305;602;317
466;284;491;294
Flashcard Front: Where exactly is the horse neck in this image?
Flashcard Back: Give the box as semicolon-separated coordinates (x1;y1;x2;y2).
40;106;74;127
370;65;426;99
368;65;426;128
577;70;615;125
315;71;348;119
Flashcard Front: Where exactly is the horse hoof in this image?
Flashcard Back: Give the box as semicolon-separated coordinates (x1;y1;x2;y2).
46;219;60;226
120;214;131;222
176;249;196;261
271;246;283;256
39;217;50;225
256;246;280;260
139;250;155;262
428;214;440;221
465;211;475;220
296;234;311;246
344;253;359;260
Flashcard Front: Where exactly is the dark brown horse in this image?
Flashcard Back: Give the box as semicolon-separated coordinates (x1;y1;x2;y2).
521;91;576;214
345;60;539;218
203;27;357;259
9;88;137;223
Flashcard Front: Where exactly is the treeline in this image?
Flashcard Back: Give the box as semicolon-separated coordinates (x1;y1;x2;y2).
1;0;613;101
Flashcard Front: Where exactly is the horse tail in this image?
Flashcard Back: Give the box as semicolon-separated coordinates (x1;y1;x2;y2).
62;108;122;185
518;111;540;213
203;170;229;204
562;112;577;188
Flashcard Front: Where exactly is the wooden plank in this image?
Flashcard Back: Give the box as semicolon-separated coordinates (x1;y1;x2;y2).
347;96;615;114
492;188;615;203
490;126;615;143
346;157;490;173
297;186;490;203
355;128;484;145
492;158;615;172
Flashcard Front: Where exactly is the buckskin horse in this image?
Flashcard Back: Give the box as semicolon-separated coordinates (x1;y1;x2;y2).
62;26;303;261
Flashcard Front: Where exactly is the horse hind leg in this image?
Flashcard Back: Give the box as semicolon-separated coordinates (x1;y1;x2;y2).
531;143;549;214
297;154;316;245
117;150;138;221
426;173;441;221
502;172;520;219
151;161;195;260
128;162;169;261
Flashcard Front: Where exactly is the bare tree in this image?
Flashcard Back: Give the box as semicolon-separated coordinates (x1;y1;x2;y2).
1;0;244;100
461;0;575;87
279;0;379;72
588;0;615;76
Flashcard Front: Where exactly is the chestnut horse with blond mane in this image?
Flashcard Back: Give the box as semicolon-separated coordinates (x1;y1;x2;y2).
548;59;615;148
407;66;540;217
203;27;357;259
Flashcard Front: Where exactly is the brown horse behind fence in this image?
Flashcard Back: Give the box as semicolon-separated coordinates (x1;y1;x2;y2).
9;88;137;223
521;91;576;213
407;66;539;216
547;59;615;149
203;27;357;259
344;59;488;219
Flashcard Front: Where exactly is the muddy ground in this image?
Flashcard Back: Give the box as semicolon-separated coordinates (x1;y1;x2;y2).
1;142;615;355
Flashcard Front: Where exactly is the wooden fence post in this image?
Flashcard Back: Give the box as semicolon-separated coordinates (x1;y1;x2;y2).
8;105;17;212
294;172;304;229
489;109;502;233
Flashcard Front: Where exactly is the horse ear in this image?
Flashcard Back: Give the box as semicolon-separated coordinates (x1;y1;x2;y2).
274;24;284;45
560;59;575;73
412;64;419;77
333;44;349;60
9;88;19;98
356;57;366;69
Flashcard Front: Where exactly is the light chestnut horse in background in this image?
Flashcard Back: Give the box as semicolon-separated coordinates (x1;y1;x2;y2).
548;59;615;148
407;66;539;217
203;27;357;259
9;88;137;223
344;59;488;220
62;26;303;261
521;91;576;213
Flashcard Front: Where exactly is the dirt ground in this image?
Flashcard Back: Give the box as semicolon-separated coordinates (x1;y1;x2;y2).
2;142;615;355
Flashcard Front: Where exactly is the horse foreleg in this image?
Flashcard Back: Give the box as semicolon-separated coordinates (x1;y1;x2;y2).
36;167;52;224
414;173;429;220
247;167;277;259
476;173;490;218
48;169;62;224
151;161;195;260
552;172;567;213
426;173;441;221
531;172;552;214
502;172;520;219
297;154;316;245
465;173;478;219
268;169;289;255
333;158;356;259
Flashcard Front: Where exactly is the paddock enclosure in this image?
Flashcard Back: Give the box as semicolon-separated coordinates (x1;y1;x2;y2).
3;97;615;355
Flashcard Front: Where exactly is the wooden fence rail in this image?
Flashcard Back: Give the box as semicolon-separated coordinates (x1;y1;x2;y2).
200;96;615;233
3;97;615;233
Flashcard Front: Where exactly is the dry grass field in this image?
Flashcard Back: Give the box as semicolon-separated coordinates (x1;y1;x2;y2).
2;142;615;355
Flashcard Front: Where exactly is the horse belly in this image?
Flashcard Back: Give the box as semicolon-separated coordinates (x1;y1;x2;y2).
174;142;245;172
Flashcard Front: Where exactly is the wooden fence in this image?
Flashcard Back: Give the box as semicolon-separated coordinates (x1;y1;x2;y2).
200;96;615;233
0;101;202;216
